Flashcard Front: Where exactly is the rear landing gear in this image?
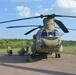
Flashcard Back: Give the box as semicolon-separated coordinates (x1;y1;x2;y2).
55;53;61;58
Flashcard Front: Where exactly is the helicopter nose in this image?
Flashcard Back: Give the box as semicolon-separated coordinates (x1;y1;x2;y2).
42;37;60;47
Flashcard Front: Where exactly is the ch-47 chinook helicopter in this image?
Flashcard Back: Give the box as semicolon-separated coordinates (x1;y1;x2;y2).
0;14;76;58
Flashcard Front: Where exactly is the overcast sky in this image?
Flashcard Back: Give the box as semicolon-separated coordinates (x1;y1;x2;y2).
0;0;76;40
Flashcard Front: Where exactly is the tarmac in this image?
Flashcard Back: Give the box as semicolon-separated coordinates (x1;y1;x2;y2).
0;54;76;75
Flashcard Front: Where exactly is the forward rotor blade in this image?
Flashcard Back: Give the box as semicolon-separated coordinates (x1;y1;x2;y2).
55;27;76;31
44;14;76;18
0;15;42;24
55;19;69;33
55;14;76;18
7;25;39;28
0;14;76;24
24;28;38;35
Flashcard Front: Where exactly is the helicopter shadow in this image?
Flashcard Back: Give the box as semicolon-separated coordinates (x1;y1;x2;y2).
0;54;26;63
0;54;49;63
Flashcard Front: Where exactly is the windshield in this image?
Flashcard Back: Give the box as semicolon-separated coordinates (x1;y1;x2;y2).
41;31;47;37
53;30;59;37
41;30;59;37
48;32;52;37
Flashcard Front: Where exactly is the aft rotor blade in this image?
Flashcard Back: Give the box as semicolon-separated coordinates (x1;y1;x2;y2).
55;19;69;33
7;25;39;28
24;28;38;35
55;27;76;31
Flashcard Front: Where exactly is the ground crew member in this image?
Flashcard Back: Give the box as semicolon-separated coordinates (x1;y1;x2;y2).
6;46;12;55
26;42;29;53
26;45;29;53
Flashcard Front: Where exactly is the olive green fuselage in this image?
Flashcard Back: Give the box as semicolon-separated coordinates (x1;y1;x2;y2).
31;18;63;55
36;37;63;54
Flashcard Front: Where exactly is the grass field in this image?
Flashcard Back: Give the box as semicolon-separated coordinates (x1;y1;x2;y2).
0;46;76;55
0;48;32;55
63;46;76;55
0;48;19;54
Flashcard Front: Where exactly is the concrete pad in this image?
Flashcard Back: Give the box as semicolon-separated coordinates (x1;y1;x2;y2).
0;54;76;75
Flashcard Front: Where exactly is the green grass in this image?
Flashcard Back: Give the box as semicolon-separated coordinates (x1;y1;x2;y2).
0;46;76;55
0;48;32;55
0;48;19;54
63;46;76;55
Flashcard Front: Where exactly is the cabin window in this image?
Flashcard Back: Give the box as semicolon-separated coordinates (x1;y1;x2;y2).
41;32;47;37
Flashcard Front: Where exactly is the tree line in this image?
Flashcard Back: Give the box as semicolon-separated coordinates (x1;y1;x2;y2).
0;39;76;49
0;39;34;49
62;40;76;46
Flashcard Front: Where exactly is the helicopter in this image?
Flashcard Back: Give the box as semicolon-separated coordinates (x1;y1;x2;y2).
0;14;76;58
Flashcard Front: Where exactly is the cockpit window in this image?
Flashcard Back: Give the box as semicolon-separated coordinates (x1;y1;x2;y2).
41;32;47;37
41;30;59;37
48;32;52;36
53;30;59;36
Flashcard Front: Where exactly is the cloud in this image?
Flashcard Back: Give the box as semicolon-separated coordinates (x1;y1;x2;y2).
35;7;54;16
16;6;30;17
35;0;76;16
56;0;76;8
16;0;76;17
51;0;76;15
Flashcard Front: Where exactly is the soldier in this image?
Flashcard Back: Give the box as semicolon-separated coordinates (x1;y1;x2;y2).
6;46;12;55
18;46;26;55
21;47;26;55
26;42;29;53
26;45;29;53
10;50;13;55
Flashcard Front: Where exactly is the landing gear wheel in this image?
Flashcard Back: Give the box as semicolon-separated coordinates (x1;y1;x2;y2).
55;54;61;58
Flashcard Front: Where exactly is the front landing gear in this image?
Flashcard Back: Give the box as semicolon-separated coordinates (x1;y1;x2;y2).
55;53;61;58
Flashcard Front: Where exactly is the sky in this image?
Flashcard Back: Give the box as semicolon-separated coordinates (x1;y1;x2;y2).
0;0;76;40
